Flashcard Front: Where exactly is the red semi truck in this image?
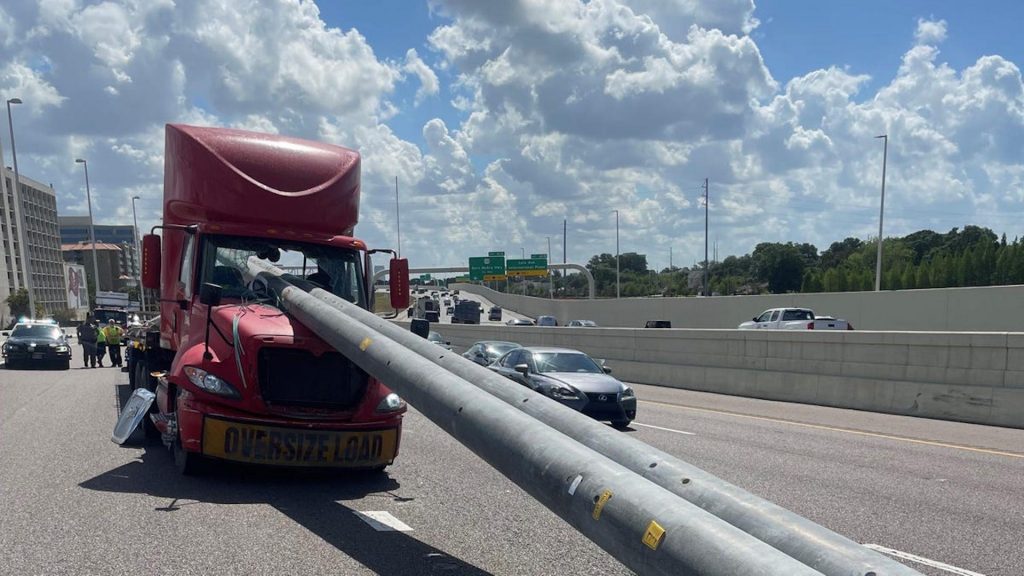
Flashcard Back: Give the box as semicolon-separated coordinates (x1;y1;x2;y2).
135;124;410;474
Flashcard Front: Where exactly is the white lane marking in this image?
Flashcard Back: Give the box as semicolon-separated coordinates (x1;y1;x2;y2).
354;511;413;532
631;422;696;436
863;544;987;576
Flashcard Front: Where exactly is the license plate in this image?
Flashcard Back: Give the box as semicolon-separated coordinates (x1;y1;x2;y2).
202;417;398;467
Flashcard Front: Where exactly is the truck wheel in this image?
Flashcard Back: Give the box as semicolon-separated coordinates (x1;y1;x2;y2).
174;436;204;476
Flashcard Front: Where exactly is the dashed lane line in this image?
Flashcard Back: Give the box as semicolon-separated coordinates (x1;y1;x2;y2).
354;511;413;532
864;544;987;576
631;422;696;436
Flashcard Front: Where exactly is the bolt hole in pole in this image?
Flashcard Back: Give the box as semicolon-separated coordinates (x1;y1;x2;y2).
681;478;690;484
593;495;601;503
648;462;658;468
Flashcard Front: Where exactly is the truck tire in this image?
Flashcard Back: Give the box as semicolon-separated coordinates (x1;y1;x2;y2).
174;435;204;476
611;419;632;430
59;359;70;371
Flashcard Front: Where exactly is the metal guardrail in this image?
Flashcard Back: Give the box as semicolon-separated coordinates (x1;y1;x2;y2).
249;259;922;576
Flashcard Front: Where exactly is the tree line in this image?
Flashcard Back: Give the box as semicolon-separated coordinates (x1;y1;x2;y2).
514;225;1023;298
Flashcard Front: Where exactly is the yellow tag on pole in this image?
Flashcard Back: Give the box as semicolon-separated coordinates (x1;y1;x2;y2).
642;520;666;550
592;490;613;520
359;337;372;351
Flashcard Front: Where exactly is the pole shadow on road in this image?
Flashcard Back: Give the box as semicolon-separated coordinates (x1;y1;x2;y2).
80;385;494;576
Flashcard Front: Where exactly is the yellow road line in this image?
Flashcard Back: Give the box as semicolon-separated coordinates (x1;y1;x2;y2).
639;399;1024;459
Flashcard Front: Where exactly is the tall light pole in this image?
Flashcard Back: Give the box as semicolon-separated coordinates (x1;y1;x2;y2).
520;247;526;296
7;97;35;317
703;177;709;297
612;209;620;298
874;135;888;292
546;235;553;299
130;195;146;314
394;176;401;258
75;158;101;308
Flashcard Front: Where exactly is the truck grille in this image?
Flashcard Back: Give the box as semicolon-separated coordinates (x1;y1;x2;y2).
257;348;367;410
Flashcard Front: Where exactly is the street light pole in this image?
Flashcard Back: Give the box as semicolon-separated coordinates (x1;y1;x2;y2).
75;159;101;308
7;97;35;317
613;209;620;298
395;176;401;258
130;195;146;315
874;134;888;292
546;235;552;299
703;177;709;297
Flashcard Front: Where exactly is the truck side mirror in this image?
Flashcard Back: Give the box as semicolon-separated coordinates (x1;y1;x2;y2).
199;283;223;307
390;258;410;310
141;234;161;290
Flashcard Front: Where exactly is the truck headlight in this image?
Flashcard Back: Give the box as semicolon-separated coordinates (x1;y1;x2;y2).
183;366;241;399
376;393;406;413
56;346;69;352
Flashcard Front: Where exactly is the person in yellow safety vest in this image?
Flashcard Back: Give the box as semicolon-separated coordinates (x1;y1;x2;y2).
95;320;107;367
102;319;126;368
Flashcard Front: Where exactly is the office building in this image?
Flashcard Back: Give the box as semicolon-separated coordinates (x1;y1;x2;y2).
59;216;140;282
0;166;66;323
61;241;126;293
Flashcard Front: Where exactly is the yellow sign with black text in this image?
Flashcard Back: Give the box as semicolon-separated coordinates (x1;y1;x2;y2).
202;417;398;467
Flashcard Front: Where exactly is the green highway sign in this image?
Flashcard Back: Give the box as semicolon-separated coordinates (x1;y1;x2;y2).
419;274;431;281
506;258;548;277
531;254;547;260
488;251;505;257
469;256;506;281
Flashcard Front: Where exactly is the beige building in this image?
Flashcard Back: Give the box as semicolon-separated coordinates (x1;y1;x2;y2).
0;166;66;324
61;241;125;293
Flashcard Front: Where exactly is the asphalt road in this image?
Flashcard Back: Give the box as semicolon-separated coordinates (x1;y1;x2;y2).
1;363;1022;575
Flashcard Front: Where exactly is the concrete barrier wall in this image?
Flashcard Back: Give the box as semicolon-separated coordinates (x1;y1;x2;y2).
430;323;1024;429
451;283;1024;332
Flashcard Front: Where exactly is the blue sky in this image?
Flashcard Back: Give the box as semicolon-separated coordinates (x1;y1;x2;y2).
0;0;1022;270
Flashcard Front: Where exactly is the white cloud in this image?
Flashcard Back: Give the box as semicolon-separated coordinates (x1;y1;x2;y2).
914;18;947;45
0;0;1021;272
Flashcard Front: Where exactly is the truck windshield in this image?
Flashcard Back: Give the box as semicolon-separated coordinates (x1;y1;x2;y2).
200;235;366;307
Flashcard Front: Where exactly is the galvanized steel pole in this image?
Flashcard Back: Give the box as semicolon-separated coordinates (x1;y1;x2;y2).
306;287;923;576
248;261;826;576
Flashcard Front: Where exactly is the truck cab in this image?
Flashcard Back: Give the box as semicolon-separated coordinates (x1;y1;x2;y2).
136;124;410;474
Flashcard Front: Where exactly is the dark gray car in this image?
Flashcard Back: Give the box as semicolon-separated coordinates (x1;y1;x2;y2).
489;346;636;428
462;340;521;366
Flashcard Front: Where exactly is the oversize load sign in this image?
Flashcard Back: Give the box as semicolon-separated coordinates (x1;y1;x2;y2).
202;417;398;467
469;256;506;281
506;258;548;277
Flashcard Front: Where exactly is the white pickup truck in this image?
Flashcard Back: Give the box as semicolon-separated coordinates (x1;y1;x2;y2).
738;308;853;330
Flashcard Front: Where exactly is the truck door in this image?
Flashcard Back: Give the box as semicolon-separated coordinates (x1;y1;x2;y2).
172;234;196;350
753;310;772;329
767;309;781;329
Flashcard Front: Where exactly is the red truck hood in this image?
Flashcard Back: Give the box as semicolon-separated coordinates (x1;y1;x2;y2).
213;302;316;346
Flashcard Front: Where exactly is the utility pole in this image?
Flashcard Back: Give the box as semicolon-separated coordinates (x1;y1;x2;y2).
703;177;709;297
874;135;888;292
612;209;620;298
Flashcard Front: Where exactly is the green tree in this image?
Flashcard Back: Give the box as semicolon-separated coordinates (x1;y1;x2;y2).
752;242;805;293
5;288;31;319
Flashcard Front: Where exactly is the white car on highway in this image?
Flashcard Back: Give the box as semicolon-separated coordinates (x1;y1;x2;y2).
739;308;853;330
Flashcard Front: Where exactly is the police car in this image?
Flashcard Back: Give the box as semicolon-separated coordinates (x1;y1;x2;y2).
1;318;72;370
